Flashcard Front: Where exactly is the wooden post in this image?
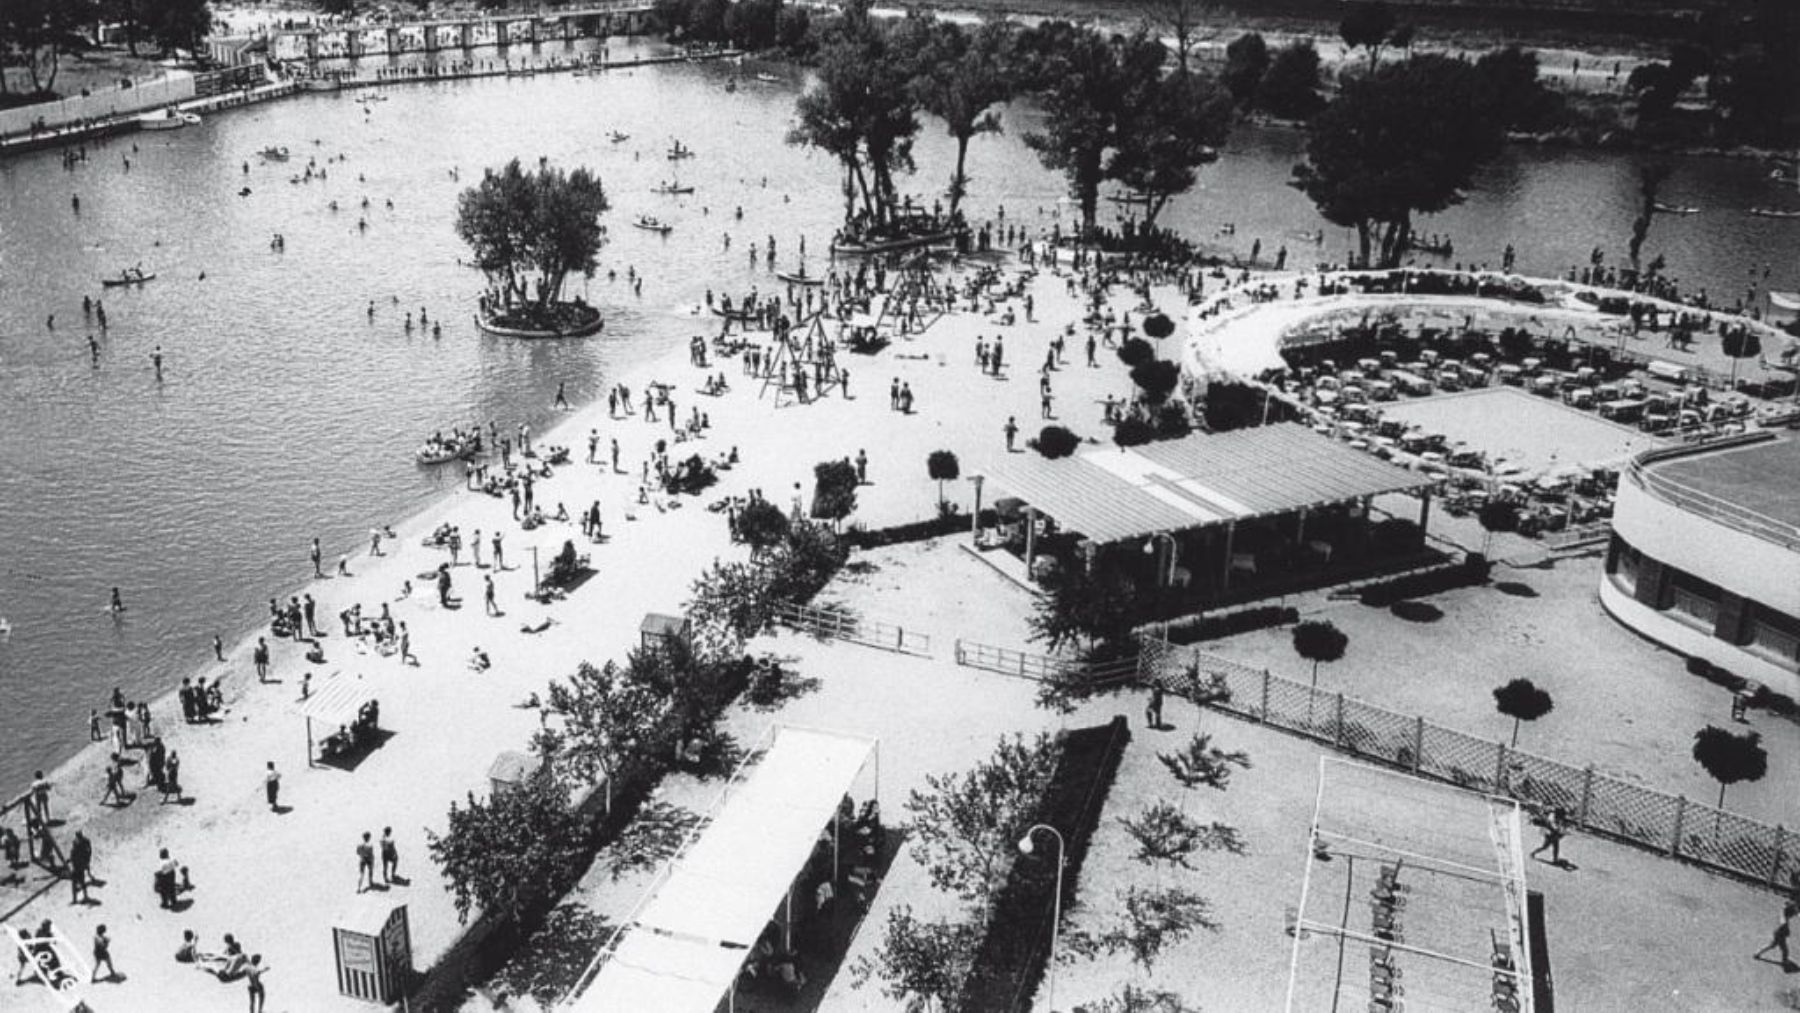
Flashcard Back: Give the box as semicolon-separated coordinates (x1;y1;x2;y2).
1578;766;1595;826
1024;507;1038;576
1773;825;1788;887
1260;670;1271;723
1493;742;1508;791
1411;717;1424;774
1670;796;1688;856
1333;693;1346;747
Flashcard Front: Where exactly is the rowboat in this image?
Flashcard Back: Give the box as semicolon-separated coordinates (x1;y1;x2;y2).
1748;207;1800;220
260;146;290;161
830;229;962;257
633;215;673;234
101;271;155;287
608;131;630;143
776;267;824;286
1654;202;1700;215
667;143;694;160
754;73;781;83
652;183;695;195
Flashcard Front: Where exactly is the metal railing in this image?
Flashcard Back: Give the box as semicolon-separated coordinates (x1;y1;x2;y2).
773;601;932;657
1626;435;1800;553
953;638;1138;688
1139;638;1800;892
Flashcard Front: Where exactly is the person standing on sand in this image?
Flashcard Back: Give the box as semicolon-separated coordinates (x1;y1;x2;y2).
310;538;323;578
555;382;569;410
492;533;505;571
380;828;399;884
90;925;116;983
245;954;268;1013
264;762;280;812
303;595;317;637
68;831;93;904
472;529;483;568
253;638;270;682
1004;416;1018;451
484;575;498;616
212;635;224;662
436;565;452;608
398;622;413;666
355;833;375;893
588;430;599;463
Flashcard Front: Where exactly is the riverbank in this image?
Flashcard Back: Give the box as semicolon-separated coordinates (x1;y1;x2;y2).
0;240;1150;1010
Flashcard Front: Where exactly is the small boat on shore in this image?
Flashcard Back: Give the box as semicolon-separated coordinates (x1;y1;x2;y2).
776;265;824;286
1654;202;1700;215
652;183;695;195
301;78;341;92
101;269;155;287
139;109;200;131
609;130;630;143
830;229;961;257
260;146;290;161
416;431;481;464
1748;207;1800;220
633;215;673;234
754;73;781;84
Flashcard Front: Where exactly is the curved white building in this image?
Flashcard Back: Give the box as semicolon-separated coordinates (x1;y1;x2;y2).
1602;432;1800;695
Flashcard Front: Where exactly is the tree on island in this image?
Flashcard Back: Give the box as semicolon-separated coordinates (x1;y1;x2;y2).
1291;55;1505;268
1492;677;1553;747
427;765;589;925
788;0;920;228
900;16;1017;217
455;158;609;326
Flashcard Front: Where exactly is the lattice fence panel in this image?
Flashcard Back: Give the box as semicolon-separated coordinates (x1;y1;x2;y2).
1417;723;1502;794
1678;806;1784;882
1582;774;1682;852
1262;674;1333;740
1504;749;1587;815
1337;697;1416;767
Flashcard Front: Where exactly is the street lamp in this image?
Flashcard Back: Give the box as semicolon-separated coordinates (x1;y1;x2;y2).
1018;823;1067;1013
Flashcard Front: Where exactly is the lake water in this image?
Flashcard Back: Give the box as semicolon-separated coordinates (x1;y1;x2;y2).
1;36;1796;790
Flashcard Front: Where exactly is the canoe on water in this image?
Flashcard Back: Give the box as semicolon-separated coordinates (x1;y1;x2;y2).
633;216;673;234
101;273;156;287
776;270;824;286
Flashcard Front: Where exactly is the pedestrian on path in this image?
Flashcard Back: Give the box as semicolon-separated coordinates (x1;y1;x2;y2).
90;925;116;983
264;762;280;811
68;831;93;904
1756;902;1798;968
1529;806;1570;867
356;832;376;892
100;754;131;807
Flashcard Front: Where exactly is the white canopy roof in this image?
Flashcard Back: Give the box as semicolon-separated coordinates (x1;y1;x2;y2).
566;725;876;1013
290;671;373;728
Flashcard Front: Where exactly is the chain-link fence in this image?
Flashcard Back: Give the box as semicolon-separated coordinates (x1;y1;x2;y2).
1141;638;1799;893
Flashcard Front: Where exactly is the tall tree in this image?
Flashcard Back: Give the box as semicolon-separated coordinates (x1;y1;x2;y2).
903;17;1016;216
1291;55;1505;268
853;906;976;1013
927;449;960;510
787;0;918;226
1338;1;1402;72
905;732;1059;908
1111;69;1233;232
3;0;95;95
1139;0;1208;76
1472;46;1562;133
1291;619;1348;689
1627;163;1671;276
534;660;669;812
427;766;589;925
1221;31;1269;109
1256;40;1323;121
147;0;212;57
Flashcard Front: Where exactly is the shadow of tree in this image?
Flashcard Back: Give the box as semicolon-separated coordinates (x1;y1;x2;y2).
1389;600;1444;623
603;802;706;882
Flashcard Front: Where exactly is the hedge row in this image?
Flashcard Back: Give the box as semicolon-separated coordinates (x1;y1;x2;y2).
1686;656;1800;722
843;511;968;550
1160;604;1300;645
1357;557;1491;607
959;717;1132;1013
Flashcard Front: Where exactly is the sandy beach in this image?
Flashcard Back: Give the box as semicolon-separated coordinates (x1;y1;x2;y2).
0;245;1164;1012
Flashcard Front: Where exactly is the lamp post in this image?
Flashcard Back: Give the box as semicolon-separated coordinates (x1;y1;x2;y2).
1018;823;1066;1012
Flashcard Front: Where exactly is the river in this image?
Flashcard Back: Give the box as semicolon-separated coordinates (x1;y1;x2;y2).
0;36;1795;790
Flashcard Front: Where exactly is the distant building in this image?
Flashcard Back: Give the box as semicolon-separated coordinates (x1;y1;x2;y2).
1603;432;1800;694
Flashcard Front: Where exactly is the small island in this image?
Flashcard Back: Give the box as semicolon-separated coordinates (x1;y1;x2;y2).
457;158;609;338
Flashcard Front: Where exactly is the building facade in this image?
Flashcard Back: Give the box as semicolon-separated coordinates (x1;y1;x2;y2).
1602;433;1800;695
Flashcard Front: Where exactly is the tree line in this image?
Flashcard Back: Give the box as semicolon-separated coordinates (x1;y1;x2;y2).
0;0;212;100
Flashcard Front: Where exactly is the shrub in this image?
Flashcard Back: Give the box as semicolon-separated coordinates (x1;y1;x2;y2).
1118;337;1156;367
1357;558;1490;607
1113;416;1156;447
812;458;859;525
959;718;1131;1011
1163;605;1299;644
842;512;965;550
735;497;790;553
1155;402;1192;438
1130;360;1182;404
1034;425;1081;459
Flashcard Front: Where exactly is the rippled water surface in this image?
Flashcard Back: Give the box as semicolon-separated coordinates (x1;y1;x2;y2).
1;38;1796;788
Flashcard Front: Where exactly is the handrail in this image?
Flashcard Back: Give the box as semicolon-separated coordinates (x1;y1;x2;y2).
1624;433;1800;552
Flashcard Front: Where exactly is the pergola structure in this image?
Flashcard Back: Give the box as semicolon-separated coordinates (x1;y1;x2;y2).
562;724;878;1013
1286;758;1538;1013
291;671;377;766
977;424;1437;594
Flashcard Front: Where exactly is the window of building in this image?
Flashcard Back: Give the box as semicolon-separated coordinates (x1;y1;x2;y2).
1606;534;1641;597
1664;569;1721;629
1743;604;1800;673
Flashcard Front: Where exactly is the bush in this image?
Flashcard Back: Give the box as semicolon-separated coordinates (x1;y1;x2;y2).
843;511;965;550
1113;416;1156;447
1118;338;1156;367
1687;656;1748;692
1155;403;1192;438
736;497;791;553
959;718;1131;1011
1357;557;1490;607
1130;360;1182;404
1033;425;1082;459
1369;518;1424;554
1163;605;1299;645
812;458;859;524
